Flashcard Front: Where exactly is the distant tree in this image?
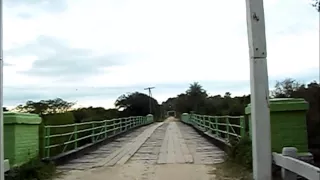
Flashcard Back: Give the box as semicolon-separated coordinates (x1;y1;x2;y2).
312;0;320;12
186;82;208;113
14;98;75;115
115;92;160;118
174;93;192;115
164;79;319;158
72;107;120;122
161;83;250;116
271;78;303;98
3;107;8;112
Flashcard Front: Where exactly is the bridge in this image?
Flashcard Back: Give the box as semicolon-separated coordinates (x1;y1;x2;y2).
2;98;320;180
42;116;226;179
1;0;319;179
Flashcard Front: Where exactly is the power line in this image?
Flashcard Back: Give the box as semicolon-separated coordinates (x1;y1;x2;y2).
144;87;155;114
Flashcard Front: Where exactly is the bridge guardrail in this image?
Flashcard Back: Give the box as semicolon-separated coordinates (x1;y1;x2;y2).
181;113;245;144
43;115;153;159
182;112;320;180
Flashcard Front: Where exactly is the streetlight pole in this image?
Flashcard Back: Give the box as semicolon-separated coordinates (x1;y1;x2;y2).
245;0;272;179
144;87;155;114
0;0;4;179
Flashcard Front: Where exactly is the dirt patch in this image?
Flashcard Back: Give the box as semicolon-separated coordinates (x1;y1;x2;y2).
58;163;217;180
164;117;179;122
210;162;252;180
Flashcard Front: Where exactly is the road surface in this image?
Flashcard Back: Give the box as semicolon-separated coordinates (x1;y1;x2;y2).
56;117;225;180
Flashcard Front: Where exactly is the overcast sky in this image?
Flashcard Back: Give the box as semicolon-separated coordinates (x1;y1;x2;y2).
4;0;319;109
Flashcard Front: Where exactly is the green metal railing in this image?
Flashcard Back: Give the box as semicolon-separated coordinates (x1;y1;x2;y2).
181;113;246;144
43;115;153;159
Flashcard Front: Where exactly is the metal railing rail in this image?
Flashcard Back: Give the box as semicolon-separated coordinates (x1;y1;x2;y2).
43;116;152;159
182;113;320;180
182;113;245;144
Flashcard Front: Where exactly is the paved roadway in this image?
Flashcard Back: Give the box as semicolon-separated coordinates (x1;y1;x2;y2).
56;117;225;180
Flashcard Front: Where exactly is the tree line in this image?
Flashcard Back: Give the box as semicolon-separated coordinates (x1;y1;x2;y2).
313;0;320;11
8;78;320;158
8;92;160;123
161;78;320;161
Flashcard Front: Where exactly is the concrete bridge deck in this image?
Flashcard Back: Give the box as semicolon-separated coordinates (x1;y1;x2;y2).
56;118;225;180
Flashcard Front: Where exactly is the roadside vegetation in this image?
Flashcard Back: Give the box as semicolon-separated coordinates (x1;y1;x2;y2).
4;77;319;179
5;159;57;180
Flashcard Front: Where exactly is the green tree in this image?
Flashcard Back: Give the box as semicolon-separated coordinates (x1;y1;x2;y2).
14;98;75;115
271;78;303;98
115;92;160;118
162;83;249;116
312;0;320;12
186;82;208;113
72;107;120;122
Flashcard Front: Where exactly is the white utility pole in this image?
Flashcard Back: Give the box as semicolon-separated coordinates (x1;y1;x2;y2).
0;0;4;179
245;0;272;179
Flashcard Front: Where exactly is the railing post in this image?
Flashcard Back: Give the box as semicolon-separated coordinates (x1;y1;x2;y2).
42;126;46;158
104;120;107;138
135;117;137;126
124;118;127;131
189;112;194;125
281;147;298;180
130;117;132;128
201;116;204;130
135;117;137;127
215;117;219;136
113;119;116;135
45;127;50;158
196;115;200;127
240;116;246;137
120;118;123;132
209;117;212;133
226;117;230;140
91;123;95;143
74;124;78;149
138;116;143;125
136;117;138;126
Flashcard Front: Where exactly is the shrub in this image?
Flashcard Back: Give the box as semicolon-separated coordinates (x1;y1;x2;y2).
227;135;253;169
5;159;57;180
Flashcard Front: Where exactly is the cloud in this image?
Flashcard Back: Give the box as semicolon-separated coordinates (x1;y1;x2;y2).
5;0;68;15
3;62;12;66
3;0;319;109
4;67;318;109
6;35;135;82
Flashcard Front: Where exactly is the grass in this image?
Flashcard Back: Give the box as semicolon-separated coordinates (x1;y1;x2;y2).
209;161;252;180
